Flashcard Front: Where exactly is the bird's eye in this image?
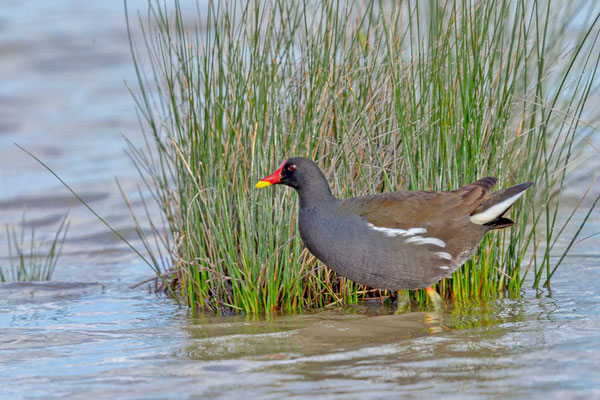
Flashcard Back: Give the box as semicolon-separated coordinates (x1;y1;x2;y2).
287;164;296;171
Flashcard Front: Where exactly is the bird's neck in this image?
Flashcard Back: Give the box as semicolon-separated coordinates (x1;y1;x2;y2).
297;179;337;210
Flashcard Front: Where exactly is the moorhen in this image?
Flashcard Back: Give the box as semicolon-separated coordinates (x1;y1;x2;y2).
256;157;532;307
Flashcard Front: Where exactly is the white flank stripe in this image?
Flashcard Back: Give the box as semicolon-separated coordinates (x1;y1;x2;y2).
436;252;452;260
404;236;446;248
366;223;406;237
405;227;427;235
366;223;426;238
470;190;526;225
366;223;445;248
439;266;450;270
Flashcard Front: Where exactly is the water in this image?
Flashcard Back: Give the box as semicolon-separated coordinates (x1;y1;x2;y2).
2;258;600;399
1;2;600;399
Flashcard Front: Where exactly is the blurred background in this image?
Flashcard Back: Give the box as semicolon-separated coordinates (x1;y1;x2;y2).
0;1;193;282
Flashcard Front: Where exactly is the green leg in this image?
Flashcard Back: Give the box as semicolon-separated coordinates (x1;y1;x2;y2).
425;286;442;311
394;290;410;314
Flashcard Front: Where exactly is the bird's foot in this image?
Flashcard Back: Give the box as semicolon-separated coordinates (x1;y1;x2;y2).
425;286;443;312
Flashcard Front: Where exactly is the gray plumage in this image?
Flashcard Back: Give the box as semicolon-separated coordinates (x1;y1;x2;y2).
260;157;532;290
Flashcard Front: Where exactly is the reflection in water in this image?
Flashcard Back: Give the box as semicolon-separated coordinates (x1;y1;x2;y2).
184;305;514;359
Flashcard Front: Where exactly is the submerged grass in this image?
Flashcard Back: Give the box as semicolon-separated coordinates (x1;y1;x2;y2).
0;212;69;282
125;0;600;313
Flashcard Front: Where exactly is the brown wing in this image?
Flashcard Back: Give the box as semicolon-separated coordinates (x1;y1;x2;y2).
337;177;497;242
454;176;498;207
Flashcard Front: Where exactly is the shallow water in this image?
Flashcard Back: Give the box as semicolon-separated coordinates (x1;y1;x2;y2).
1;253;600;399
1;2;600;399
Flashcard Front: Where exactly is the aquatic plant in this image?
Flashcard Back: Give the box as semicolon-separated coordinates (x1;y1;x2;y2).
0;212;69;282
123;0;600;313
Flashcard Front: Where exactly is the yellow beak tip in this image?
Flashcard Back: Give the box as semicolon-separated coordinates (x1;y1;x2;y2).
255;181;272;189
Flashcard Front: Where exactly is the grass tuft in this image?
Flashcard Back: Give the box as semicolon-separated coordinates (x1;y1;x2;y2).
120;0;600;314
0;211;69;282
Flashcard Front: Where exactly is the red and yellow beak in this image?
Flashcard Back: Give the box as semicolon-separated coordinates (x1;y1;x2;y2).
255;162;285;188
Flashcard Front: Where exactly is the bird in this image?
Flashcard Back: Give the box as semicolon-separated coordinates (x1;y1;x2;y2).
255;157;532;309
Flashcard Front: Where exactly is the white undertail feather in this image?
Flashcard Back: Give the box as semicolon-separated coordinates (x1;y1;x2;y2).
470;190;526;225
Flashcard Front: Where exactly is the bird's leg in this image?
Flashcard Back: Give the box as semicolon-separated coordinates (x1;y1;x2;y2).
425;286;442;311
394;290;410;314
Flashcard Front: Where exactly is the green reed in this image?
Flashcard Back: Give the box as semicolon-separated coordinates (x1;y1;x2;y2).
0;212;69;282
125;0;600;313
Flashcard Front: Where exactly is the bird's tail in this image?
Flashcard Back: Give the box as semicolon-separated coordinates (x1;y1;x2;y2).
469;182;533;229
